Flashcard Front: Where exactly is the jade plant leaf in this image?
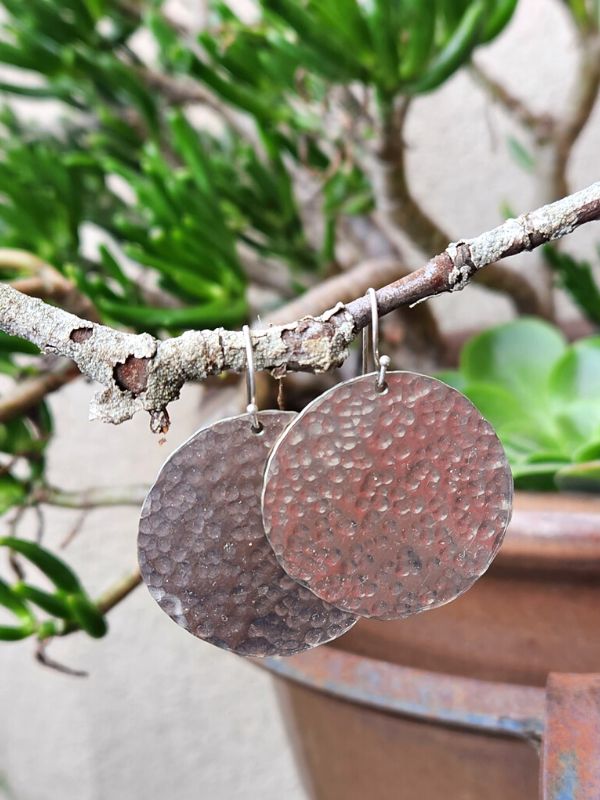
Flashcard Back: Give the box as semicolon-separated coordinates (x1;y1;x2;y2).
574;441;600;462
548;337;600;402
460;318;567;405
555;462;600;493
460;383;529;432
438;318;600;492
511;461;572;492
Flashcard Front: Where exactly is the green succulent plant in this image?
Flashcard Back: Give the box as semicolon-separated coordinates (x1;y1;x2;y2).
439;318;600;492
0;536;107;641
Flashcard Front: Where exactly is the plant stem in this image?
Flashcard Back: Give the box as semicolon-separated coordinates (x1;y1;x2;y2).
365;97;550;315
0;362;80;424
34;484;149;509
96;569;142;615
40;569;143;641
538;31;600;201
470;61;555;141
368;99;449;256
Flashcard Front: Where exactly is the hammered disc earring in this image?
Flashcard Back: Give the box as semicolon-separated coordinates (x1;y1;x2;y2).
138;326;358;656
262;290;513;621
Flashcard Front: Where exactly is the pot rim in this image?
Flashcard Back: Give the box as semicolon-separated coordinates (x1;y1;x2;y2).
496;491;600;572
258;646;545;739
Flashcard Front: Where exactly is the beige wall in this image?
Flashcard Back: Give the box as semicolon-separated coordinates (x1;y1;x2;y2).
1;1;599;798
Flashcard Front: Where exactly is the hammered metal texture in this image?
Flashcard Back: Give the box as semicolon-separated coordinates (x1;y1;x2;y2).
138;411;358;657
262;373;513;620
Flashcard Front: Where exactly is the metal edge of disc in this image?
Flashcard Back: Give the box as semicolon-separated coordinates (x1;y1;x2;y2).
260;371;515;617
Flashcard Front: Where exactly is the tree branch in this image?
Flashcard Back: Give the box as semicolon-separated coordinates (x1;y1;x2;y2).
368;99;449;256
470;61;555;141
0;183;598;427
541;31;600;200
473;32;600;204
265;256;412;325
365;98;550;316
0;362;79;424
0;249;98;321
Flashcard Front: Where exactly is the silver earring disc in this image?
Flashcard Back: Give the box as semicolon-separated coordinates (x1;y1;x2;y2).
262;373;513;620
138;411;358;656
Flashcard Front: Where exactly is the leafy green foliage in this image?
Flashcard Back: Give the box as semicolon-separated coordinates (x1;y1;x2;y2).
0;0;155;119
178;0;519;114
0;537;107;640
0;398;53;515
258;0;517;99
0;0;519;341
0;110;118;266
439;319;600;491
544;245;600;326
560;0;600;31
507;135;536;173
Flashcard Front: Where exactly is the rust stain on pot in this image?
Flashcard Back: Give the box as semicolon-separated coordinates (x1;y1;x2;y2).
543;673;600;800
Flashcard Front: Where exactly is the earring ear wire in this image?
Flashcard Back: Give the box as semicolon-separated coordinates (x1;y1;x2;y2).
362;288;390;391
243;324;263;433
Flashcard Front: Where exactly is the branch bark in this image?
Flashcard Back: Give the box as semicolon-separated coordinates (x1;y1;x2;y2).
0;183;598;427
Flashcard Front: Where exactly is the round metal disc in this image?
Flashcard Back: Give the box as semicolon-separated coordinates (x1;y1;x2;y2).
262;372;513;620
138;411;358;657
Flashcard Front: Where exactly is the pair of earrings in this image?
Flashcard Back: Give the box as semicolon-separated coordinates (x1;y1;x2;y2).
138;290;513;658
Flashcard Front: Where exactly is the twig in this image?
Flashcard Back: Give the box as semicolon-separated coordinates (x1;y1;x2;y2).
367;99;449;256
0;361;79;424
35;639;88;678
34;568;142;677
472;33;600;204
240;247;298;300
0;248;98;321
470;61;555;141
96;568;142;615
0;183;597;427
543;31;600;200
59;510;88;549
35;484;149;509
265;257;411;325
472;262;549;317
364;98;549;315
38;568;142;645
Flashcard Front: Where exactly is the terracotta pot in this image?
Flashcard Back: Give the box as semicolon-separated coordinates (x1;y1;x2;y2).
260;492;600;799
